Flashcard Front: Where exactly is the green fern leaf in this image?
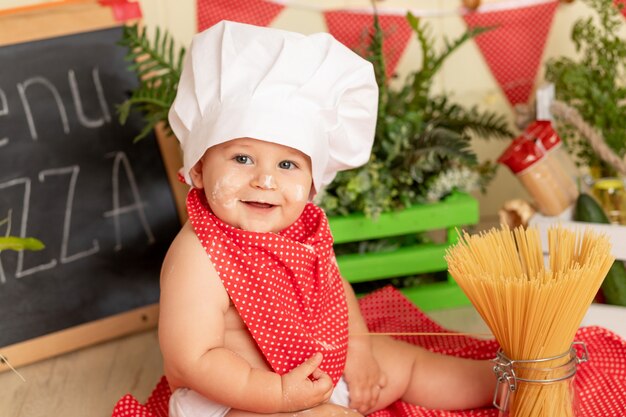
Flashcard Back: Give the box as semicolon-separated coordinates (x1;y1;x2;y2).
410;127;478;166
116;23;186;141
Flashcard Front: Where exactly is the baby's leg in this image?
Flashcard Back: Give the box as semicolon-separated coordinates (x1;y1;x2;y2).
227;403;363;417
369;336;496;412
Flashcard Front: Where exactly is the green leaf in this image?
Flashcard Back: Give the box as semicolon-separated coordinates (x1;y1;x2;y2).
116;23;186;142
0;237;45;251
410;127;478;166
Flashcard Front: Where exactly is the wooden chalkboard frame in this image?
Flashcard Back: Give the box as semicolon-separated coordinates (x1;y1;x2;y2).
0;0;185;372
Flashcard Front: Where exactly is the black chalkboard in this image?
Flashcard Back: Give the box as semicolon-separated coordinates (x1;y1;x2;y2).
0;27;180;348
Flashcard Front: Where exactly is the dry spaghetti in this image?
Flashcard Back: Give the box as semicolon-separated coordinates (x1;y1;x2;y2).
445;226;614;417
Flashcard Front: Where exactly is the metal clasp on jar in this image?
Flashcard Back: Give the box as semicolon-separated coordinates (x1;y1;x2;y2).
491;341;589;412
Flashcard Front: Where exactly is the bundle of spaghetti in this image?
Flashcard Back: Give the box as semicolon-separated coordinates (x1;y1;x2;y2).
445;226;614;417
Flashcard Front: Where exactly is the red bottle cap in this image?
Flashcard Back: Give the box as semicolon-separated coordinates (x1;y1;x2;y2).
524;120;562;152
498;136;546;174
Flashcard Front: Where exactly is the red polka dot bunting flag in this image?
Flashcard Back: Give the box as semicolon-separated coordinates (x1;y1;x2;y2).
324;10;413;79
197;0;284;32
463;0;559;107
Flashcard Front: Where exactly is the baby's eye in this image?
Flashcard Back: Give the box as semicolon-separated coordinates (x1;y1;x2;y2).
278;160;297;170
234;155;253;165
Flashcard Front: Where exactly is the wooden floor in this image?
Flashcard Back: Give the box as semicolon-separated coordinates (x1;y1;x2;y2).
0;330;163;417
0;307;490;417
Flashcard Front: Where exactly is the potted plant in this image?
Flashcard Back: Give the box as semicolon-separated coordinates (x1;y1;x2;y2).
320;14;512;218
544;0;626;178
317;14;512;309
117;13;513;310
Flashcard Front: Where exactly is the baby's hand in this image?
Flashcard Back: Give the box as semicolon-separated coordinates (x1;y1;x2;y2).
279;353;334;412
344;343;387;414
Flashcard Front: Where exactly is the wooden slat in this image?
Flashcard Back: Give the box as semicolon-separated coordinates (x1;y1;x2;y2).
0;1;122;47
337;243;448;282
154;122;188;225
329;193;478;244
401;282;470;312
0;304;159;373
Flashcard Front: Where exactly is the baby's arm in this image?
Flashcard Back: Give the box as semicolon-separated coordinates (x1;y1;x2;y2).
159;223;333;413
341;280;387;414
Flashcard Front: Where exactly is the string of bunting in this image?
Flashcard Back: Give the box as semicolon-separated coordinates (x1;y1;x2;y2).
265;0;557;15
198;0;625;108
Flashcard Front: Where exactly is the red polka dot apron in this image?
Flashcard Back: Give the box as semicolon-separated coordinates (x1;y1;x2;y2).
187;188;348;384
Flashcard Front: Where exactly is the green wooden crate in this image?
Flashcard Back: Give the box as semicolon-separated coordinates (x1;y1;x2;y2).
328;192;478;311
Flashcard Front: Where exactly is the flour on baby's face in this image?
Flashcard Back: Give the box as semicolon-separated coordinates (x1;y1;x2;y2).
279;184;306;203
210;172;238;209
294;185;306;202
263;175;275;189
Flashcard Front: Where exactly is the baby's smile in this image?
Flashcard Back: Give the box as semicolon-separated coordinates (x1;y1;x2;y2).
242;200;277;209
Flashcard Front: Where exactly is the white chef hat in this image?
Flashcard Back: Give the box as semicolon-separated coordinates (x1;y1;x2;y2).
168;20;378;195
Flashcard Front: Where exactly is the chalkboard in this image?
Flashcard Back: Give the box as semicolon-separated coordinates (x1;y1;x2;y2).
0;26;180;356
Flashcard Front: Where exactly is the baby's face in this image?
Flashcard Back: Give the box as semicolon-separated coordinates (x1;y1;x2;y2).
190;138;313;233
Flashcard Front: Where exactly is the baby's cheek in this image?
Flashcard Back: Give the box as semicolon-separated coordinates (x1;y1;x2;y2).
209;175;240;208
285;184;307;202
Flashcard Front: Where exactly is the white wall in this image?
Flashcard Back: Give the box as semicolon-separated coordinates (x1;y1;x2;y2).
1;0;621;224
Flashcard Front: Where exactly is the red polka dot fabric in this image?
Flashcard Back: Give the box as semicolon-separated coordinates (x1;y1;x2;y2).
361;287;626;417
111;286;626;417
324;11;413;79
187;187;349;384
144;376;171;417
112;377;171;417
616;0;626;19
197;0;284;33
463;1;558;106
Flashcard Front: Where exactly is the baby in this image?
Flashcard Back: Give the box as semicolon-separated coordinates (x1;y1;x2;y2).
159;21;496;417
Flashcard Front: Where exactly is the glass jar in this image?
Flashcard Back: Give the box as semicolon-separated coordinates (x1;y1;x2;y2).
492;342;588;417
592;178;625;225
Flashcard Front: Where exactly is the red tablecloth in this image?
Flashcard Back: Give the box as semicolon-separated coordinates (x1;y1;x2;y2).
112;286;626;417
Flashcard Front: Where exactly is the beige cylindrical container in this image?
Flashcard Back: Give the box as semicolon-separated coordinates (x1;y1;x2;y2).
528;121;579;203
499;137;571;216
